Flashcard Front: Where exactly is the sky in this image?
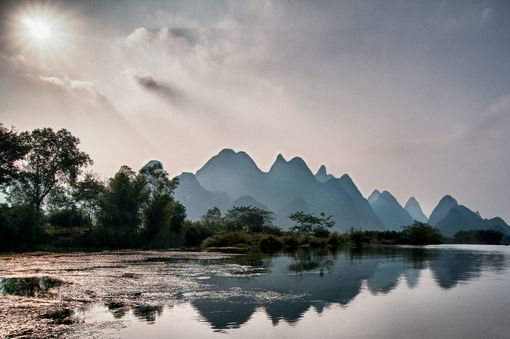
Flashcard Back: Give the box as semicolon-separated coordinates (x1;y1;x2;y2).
1;0;509;221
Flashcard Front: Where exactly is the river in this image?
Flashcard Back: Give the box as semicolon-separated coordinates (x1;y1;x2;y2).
1;245;510;338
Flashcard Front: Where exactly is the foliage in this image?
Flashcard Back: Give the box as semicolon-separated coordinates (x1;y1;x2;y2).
454;229;504;244
398;221;443;245
73;172;105;230
327;230;343;247
289;211;335;236
96;166;146;247
48;209;85;233
308;236;327;248
184;220;214;247
281;234;301;248
0;123;30;188
0;204;45;252
258;235;284;251
223;205;275;233
345;227;368;246
201;231;253;248
200;207;223;233
5;127;92;212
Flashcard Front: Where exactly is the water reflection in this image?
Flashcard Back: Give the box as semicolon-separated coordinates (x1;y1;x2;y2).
429;246;507;289
90;246;509;332
184;246;509;330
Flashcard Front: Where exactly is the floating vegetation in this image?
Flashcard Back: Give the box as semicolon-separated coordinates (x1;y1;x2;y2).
0;276;63;297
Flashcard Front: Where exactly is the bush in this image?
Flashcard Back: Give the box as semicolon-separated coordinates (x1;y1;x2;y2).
454;229;504;245
259;235;284;251
346;227;367;246
281;234;300;248
184;221;214;247
327;230;343;247
201;231;253;248
308;236;327;248
313;227;331;238
0;204;46;252
398;221;442;245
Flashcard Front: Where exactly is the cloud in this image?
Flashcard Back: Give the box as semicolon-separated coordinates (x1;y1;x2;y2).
479;7;494;26
38;75;113;107
467;94;510;141
124;69;184;104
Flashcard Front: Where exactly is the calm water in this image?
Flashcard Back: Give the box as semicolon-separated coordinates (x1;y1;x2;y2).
1;245;510;338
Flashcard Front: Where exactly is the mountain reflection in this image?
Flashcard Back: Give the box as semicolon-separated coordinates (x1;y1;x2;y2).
99;246;508;329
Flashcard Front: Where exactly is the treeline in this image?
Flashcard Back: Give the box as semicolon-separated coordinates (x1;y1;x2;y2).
0;124;503;252
0;124;188;251
454;229;504;245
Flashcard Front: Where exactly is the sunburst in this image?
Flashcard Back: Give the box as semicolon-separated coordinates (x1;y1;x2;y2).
22;16;52;40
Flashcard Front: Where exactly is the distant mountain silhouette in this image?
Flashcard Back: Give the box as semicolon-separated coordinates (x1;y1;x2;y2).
435;205;510;238
405;197;428;223
179;149;387;232
428;195;458;226
173;172;231;221
314;165;335;182
231;195;270;211
338;175;386;231
169;149;508;235
368;190;414;231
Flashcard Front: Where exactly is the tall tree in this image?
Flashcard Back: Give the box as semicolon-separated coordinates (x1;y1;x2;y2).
289;211;335;236
6;127;92;212
224;205;274;233
0;123;30;188
96;165;146;246
138;162;181;247
201;207;223;233
73;172;105;231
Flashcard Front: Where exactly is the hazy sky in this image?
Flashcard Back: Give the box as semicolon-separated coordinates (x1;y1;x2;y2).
1;0;509;221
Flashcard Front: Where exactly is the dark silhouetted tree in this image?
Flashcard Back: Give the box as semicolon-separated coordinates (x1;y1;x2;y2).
200;207;223;233
223;205;274;233
96;166;146;247
399;221;442;244
289;211;335;236
6;127;92;212
0;123;30;188
73;172;105;231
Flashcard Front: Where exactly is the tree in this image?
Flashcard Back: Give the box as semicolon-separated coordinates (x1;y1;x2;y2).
200;207;223;233
73;172;105;230
289;211;335;237
138;162;182;247
0;123;30;188
6;127;92;212
96;166;146;246
223;205;274;233
399;221;442;245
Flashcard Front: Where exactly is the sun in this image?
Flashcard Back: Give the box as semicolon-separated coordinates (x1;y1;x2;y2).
22;16;52;40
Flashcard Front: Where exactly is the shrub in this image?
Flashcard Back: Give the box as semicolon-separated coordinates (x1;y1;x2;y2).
184;221;214;247
308;236;327;248
0;204;46;252
281;234;300;248
201;231;252;248
259;235;284;251
327;230;343;247
346;227;367;246
398;222;442;245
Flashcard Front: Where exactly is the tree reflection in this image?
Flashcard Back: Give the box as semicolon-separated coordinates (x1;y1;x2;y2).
187;246;509;330
95;246;510;331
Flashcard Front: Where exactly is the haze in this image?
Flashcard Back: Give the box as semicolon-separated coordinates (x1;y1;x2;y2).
1;0;509;222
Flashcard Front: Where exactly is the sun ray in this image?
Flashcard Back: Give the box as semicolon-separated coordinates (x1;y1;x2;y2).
22;16;52;40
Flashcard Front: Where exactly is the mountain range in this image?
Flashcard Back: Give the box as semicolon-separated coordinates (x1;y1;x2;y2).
171;149;510;236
